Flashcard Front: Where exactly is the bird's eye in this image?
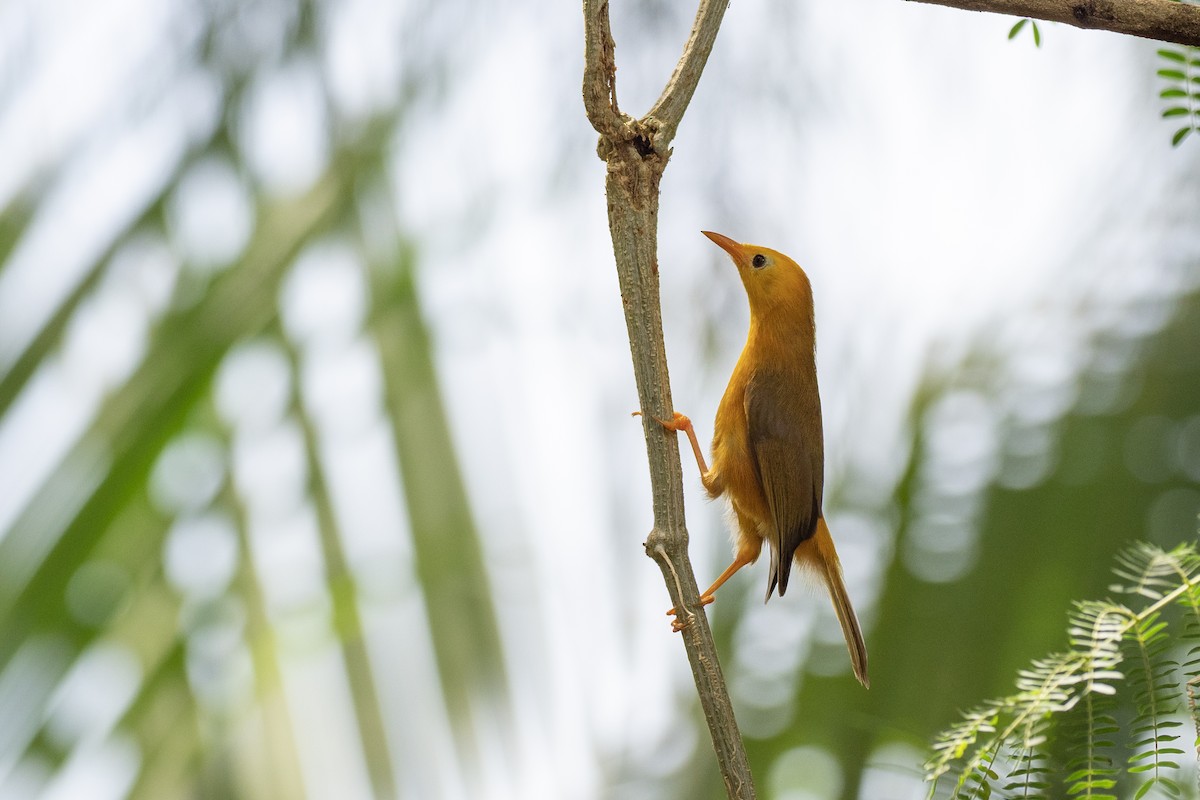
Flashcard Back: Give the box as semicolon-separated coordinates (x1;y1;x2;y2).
751;254;767;269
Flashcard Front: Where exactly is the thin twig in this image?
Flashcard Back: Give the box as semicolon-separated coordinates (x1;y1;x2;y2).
907;0;1200;48
646;0;731;151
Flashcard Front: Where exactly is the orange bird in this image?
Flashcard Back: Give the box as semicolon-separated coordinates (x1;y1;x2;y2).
655;230;868;688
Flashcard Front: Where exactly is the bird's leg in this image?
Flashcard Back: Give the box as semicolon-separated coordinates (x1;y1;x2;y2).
634;409;736;625
661;412;710;477
666;553;755;618
634;411;710;476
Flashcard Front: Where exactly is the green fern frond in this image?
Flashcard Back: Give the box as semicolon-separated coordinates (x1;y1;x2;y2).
1001;728;1053;799
932;655;1081;798
963;759;1000;800
1112;542;1200;601
926;540;1200;797
1064;600;1122;799
1156;47;1200;147
1063;695;1119;799
927;705;1001;796
1124;610;1183;798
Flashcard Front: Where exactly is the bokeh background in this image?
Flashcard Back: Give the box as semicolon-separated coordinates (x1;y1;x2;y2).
1;0;1199;798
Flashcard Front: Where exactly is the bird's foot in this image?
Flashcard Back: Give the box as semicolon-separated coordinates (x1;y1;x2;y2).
632;410;694;434
666;594;715;631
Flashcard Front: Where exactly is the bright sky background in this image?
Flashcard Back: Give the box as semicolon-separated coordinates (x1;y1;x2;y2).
0;0;1196;797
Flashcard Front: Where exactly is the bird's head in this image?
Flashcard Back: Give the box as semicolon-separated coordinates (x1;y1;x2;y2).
701;230;813;320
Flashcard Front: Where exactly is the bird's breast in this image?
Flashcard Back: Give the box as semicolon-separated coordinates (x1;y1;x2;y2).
709;362;772;534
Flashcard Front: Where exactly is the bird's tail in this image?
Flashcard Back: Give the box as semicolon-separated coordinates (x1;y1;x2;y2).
795;517;869;688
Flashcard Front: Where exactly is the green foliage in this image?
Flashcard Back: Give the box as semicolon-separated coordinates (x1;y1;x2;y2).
1157;47;1200;146
926;542;1200;799
1008;19;1042;48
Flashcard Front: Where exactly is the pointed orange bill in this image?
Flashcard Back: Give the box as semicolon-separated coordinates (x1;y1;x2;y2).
701;230;745;263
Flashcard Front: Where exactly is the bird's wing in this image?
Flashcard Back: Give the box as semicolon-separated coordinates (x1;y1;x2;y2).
745;372;822;598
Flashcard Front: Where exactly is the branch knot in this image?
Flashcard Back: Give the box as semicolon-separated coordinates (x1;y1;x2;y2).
595;117;668;166
1072;0;1114;23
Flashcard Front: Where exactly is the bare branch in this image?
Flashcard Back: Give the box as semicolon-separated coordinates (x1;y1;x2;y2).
646;0;731;151
582;0;625;138
908;0;1200;48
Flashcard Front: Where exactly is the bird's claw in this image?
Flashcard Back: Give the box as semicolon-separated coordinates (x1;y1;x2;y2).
633;410;694;434
661;412;693;433
666;594;715;631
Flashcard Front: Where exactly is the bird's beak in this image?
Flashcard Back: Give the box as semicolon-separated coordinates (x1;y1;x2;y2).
701;230;746;266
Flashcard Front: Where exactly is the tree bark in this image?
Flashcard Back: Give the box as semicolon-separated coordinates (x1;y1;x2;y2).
908;0;1200;48
581;1;756;798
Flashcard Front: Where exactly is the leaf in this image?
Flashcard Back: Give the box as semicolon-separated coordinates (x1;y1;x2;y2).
1143;620;1170;638
1032;21;1041;48
1009;18;1027;39
1157;49;1187;63
1158;69;1187;81
1163;107;1190;118
1133;777;1155;797
1068;777;1118;790
1173;126;1193;146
